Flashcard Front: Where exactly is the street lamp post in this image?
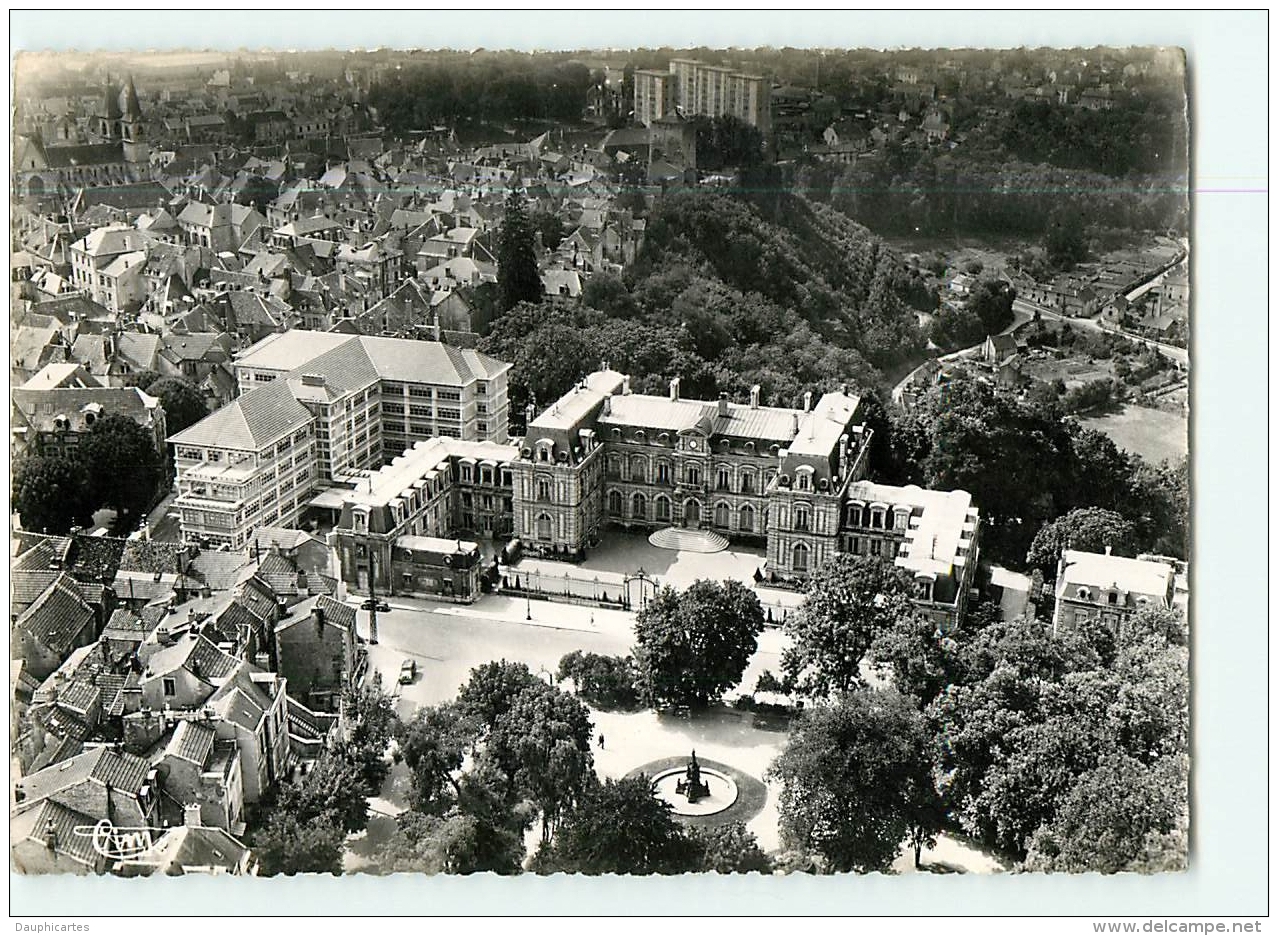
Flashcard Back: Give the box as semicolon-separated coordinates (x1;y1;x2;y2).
367;547;379;645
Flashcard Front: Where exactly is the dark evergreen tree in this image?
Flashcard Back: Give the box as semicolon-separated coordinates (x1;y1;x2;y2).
496;188;543;312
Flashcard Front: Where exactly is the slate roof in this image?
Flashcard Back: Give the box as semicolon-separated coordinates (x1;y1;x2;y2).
143;634;239;684
208;667;274;732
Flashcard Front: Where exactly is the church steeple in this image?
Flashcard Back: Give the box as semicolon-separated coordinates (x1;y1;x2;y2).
122;74;142;120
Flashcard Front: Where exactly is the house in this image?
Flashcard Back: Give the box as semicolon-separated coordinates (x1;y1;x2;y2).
177;202;267;253
12;574;101;681
1052;548;1177;638
982;333;1021;366
116;815;256;876
273;594;363;713
11;746;160;874
151;719;246;834
541;268;583;301
10;381;167;464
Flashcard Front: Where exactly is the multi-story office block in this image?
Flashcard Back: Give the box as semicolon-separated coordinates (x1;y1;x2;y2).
171;332;510;549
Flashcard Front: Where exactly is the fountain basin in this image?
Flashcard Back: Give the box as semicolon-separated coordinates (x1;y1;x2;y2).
650;766;739;817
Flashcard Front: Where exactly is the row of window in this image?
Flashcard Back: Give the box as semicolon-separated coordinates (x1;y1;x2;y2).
604;491;763;532
604;455;775;493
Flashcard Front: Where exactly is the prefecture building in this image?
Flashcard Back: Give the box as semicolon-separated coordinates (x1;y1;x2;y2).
509;369;980;625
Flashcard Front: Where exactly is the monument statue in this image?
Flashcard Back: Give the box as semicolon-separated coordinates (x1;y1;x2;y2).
675;749;711;803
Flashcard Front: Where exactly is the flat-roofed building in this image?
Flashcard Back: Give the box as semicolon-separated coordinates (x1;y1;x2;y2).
634;69;677;127
331;437;519;601
664;59;772;134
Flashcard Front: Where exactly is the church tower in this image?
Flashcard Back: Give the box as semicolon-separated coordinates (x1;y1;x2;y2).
96;74;123;141
120;74;148;166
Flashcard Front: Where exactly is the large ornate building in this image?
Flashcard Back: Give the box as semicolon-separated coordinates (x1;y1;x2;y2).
508;368;981;625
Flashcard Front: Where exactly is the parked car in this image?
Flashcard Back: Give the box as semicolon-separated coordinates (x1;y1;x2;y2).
361;599;391;613
399;659;416;685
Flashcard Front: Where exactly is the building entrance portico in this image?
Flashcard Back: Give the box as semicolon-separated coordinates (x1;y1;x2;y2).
681;498;703;529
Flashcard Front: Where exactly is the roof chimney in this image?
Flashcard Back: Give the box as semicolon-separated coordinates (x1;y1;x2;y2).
669;377;680;402
312;604;324;633
1105;544;1113;556
718;393;729;418
524;403;536;427
791;412;800;435
622;375;631;395
184;803;203;829
803;391;813;413
602;394;611;416
750;385;760;409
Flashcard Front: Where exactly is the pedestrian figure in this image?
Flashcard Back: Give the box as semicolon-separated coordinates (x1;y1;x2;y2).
598;733;605;750
590;612;595;627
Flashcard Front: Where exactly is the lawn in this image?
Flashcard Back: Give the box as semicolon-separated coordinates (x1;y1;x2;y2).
1079;403;1189;465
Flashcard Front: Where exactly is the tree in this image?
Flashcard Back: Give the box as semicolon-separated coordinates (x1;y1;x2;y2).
965;276;1016;336
483;682;594;843
397;703;480;814
633;579;764;709
252;810;346;876
1043;207;1088;271
692;821;773;874
143;376;208;436
77;413;162;523
281;745;374;834
557;651;641;710
530;208;565;252
1024;752;1189;873
768;689;941;873
781;555;917;698
869;611;966;707
377;808;525;875
496;189;543;312
11;455;93;534
539;776;701;875
455;660;541;733
1026;507;1138;577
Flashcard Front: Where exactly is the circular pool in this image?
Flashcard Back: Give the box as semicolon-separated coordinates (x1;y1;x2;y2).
650;766;739;817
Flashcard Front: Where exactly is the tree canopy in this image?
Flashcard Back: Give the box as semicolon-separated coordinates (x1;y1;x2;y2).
496;189;544;313
781;555;917;698
12;455;93;534
769;688;941;873
144;376;208;437
537;776;701;875
77;413;163;523
1026;507;1138;577
633;579;764;709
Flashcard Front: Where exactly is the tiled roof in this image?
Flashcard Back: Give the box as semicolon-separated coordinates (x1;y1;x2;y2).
15;574;96;654
209;670;271;732
167;719;217;766
237;577;281;622
255;552;300;596
15;746;150;808
143;634;239;684
18;800;101;867
187;549;257;592
58;680;102;716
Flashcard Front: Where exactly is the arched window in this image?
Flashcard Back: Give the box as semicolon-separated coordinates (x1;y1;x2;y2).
862;504;874;527
632;492;647;520
794;505;810;531
792;542;810;572
655;496;671;522
739;504;755;532
537;478;552;502
1076;586;1092;601
656;461;671;484
607;456;621;479
740;470;755;494
536;513;552;541
630;456;647;483
1108;591;1120;606
608;490;623;515
717;466;731;491
796;471;811;492
715;502;730;528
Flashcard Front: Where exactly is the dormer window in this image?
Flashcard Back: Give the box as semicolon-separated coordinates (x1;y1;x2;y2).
796;472;811;492
1076;587;1091;601
1108;591;1120;605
